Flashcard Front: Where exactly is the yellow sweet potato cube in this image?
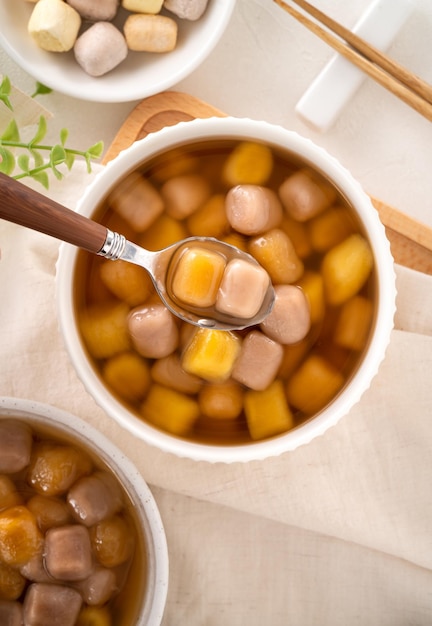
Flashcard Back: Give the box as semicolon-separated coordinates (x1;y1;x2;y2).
90;516;133;568
277;339;309;379
0;506;43;567
100;259;154;307
141;384;200;435
222;232;248;252
334;295;373;351
79;302;131;359
286;354;344;415
76;606;111;626
308;206;354;252
187;194;229;238
198;380;244;420
139;213;188;251
0;476;22;512
249;228;304;284
223;141;273;186
150;148;198;183
244;380;294;440
171;247;226;308
280;215;312;259
0;561;26;600
27;444;92;497
298;271;326;325
182;329;241;382
103;352;151;403
321;234;373;306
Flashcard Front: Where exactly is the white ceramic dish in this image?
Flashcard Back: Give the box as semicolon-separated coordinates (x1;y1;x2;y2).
56;116;397;463
0;0;235;103
0;396;169;625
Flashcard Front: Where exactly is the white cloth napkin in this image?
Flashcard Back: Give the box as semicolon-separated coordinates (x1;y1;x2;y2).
1;165;432;624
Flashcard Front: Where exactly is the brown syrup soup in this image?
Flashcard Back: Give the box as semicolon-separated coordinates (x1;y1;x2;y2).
74;139;377;445
0;419;146;626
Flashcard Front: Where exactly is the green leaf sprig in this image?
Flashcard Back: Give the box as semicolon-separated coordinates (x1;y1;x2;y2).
0;76;13;110
0;76;104;189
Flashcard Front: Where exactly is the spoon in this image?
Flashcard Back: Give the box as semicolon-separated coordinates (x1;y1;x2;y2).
0;172;275;330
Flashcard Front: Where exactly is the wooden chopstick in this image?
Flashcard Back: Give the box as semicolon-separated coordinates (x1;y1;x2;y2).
289;0;432;105
273;0;432;122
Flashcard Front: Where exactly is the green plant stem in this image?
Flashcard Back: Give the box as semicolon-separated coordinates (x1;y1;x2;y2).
1;140;89;158
13;162;62;181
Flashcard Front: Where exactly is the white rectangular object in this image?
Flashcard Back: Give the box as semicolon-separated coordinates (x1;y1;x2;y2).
295;0;414;132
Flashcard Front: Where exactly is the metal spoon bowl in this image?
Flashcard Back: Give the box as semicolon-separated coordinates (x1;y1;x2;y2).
0;173;274;330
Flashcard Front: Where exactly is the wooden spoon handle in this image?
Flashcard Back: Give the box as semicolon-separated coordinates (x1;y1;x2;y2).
0;172;107;253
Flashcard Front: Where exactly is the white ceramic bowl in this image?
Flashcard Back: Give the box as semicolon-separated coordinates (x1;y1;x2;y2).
56;116;396;463
0;0;235;103
0;396;169;625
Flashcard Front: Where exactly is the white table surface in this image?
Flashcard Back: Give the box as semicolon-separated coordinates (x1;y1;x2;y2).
2;1;432;624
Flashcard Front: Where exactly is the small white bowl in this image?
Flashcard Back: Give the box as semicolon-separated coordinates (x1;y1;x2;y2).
56;116;396;463
0;396;169;625
0;0;235;103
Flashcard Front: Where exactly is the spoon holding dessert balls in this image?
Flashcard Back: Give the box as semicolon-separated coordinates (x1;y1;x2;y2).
0;173;274;330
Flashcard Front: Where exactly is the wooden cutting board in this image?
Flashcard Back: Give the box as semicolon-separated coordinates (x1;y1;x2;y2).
103;91;432;276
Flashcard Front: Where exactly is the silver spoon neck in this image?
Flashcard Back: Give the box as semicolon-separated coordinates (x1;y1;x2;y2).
98;229;157;269
97;229;126;260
